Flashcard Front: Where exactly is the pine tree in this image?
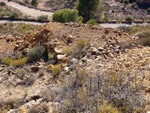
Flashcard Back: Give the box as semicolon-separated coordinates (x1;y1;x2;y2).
77;0;104;22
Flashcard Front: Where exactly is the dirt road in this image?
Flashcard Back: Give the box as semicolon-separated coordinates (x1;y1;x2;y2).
0;0;53;18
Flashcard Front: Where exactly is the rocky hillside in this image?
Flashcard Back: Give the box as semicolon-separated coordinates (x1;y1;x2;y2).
11;0;150;20
0;22;149;112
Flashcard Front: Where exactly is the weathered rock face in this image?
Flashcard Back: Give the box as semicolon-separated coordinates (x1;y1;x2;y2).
136;0;150;3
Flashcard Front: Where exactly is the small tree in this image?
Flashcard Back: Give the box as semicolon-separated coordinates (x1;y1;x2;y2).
77;0;104;22
31;0;38;6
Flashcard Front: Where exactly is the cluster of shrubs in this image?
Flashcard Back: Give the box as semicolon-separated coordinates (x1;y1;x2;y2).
54;66;146;113
2;46;53;67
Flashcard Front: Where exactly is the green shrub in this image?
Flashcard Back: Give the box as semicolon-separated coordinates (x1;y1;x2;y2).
48;53;54;60
0;2;6;6
23;15;28;20
9;12;20;20
27;46;45;63
103;14;109;22
86;19;99;26
52;9;83;23
2;56;27;67
37;15;48;20
125;16;134;23
147;7;150;12
31;0;38;6
118;26;132;32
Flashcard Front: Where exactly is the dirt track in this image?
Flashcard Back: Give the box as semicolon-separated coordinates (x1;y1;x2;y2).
0;0;53;18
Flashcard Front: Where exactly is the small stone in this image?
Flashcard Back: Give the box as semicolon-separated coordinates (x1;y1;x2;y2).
22;48;29;55
98;47;104;51
7;69;16;74
57;54;66;60
91;47;99;55
31;66;40;72
64;67;69;72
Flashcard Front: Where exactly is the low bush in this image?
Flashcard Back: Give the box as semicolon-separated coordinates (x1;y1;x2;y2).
48;53;54;60
86;19;99;26
37;15;48;20
27;46;45;63
62;39;87;59
103;14;109;22
59;67;146;113
2;56;27;67
125;16;134;23
52;9;83;23
9;12;20;20
51;64;63;78
138;31;150;46
31;0;38;6
0;2;6;6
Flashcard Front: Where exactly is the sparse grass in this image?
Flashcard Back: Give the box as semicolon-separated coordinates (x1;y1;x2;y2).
51;64;63;78
0;23;39;36
2;56;27;67
138;31;150;46
125;16;134;23
37;15;48;20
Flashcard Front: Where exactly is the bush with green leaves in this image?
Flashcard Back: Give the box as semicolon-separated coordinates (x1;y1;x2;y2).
0;2;6;6
86;19;99;25
52;9;83;23
77;0;104;21
31;0;38;6
103;14;109;22
37;15;48;20
9;12;20;20
125;16;134;23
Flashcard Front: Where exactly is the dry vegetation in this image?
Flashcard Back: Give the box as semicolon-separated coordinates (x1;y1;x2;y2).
0;23;149;112
0;23;39;36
